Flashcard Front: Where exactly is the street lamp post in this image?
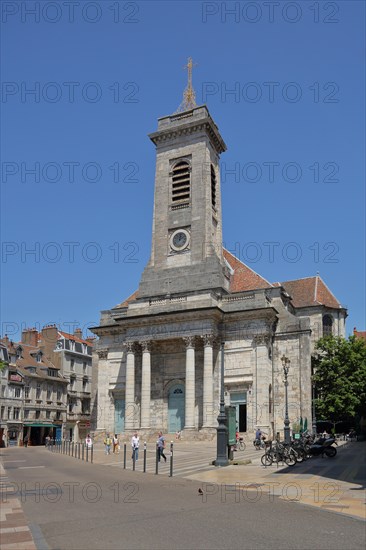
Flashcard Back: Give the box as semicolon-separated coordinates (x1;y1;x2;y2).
215;342;228;467
311;359;317;436
312;377;317;436
281;355;291;444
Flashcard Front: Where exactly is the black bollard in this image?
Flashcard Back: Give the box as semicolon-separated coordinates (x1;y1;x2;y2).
72;442;74;457
68;441;71;455
91;444;93;464
86;445;89;462
82;443;85;461
169;441;173;477
123;443;126;469
132;446;136;471
143;442;147;473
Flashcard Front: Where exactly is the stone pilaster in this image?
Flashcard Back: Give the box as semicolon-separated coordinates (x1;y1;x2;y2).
183;336;195;429
202;334;214;428
95;349;109;431
124;342;137;430
140;341;151;429
253;334;272;433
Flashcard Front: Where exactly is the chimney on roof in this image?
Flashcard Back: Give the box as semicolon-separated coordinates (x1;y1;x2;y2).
21;327;39;347
40;325;58;346
74;328;83;338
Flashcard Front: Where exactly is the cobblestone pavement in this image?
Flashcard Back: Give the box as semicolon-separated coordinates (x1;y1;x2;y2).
1;439;364;548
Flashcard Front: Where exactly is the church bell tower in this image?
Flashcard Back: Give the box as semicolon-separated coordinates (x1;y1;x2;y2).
138;59;230;299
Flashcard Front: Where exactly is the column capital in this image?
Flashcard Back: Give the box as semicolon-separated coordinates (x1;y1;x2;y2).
125;341;136;353
202;334;215;347
183;336;195;349
140;340;152;352
253;334;271;347
96;348;108;359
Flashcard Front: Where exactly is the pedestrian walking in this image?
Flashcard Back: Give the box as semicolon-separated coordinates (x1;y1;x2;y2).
113;434;119;454
157;431;167;462
23;435;29;448
85;434;93;449
131;432;139;461
104;433;112;455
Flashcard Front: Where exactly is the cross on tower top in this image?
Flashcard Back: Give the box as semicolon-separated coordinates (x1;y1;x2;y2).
176;57;198;113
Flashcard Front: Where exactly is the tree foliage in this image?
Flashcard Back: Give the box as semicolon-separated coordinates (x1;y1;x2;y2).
312;335;366;423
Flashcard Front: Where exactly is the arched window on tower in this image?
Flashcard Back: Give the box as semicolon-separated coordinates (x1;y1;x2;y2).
322;314;333;337
171;161;190;205
211;164;217;209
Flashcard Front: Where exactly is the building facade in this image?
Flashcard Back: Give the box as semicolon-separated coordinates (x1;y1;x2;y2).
92;103;347;440
0;336;68;445
23;325;94;442
0;326;94;445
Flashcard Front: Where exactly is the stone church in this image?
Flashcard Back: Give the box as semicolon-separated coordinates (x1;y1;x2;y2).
92;75;346;440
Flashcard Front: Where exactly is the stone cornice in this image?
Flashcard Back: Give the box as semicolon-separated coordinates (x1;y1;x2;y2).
149;118;226;155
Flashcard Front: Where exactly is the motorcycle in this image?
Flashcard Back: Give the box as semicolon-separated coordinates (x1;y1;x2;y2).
309;437;337;458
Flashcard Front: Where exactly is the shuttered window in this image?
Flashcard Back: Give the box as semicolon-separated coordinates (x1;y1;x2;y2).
172;161;190;204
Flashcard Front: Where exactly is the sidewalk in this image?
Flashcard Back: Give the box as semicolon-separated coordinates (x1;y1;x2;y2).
186;441;366;520
0;460;37;550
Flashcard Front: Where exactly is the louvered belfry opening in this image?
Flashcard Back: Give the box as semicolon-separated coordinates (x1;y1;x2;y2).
172;161;190;204
211;164;216;209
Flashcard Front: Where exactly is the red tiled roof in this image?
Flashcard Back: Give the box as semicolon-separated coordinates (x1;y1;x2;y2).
58;331;94;346
223;249;273;292
0;340;67;381
280;276;342;308
115;290;139;309
353;328;366;342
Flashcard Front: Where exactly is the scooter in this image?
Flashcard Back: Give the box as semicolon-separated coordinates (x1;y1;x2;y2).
309;437;337;458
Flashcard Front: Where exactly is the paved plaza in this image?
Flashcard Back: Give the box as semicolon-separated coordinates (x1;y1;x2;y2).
1;440;365;549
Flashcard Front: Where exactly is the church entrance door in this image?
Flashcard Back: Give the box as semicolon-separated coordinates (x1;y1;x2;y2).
230;392;247;432
168;385;185;433
114;399;125;434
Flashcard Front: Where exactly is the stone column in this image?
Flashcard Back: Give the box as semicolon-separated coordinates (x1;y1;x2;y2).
202;334;214;428
96;349;109;432
140;341;151;429
125;342;136;430
184;336;195;429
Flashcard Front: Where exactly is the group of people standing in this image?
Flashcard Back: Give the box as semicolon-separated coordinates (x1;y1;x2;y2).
103;431;167;462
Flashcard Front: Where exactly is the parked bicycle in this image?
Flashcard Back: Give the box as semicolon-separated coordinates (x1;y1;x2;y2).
261;441;296;466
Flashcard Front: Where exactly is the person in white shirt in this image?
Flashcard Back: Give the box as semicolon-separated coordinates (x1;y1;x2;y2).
131;432;139;461
85;434;93;449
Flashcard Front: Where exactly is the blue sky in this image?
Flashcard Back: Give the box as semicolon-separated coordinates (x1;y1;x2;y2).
1;0;365;341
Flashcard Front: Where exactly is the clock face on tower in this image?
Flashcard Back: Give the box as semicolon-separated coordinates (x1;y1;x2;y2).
170;229;190;252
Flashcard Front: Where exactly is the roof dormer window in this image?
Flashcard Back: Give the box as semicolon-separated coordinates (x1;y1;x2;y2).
16;346;22;359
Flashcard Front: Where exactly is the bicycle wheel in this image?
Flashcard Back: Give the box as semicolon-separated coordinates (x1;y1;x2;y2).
261;453;273;466
239;441;246;451
284;451;296;466
293;448;305;463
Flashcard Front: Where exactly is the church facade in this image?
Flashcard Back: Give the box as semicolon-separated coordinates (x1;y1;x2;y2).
91;103;346;440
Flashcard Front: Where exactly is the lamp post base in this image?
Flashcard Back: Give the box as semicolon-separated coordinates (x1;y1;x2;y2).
284;424;291;444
